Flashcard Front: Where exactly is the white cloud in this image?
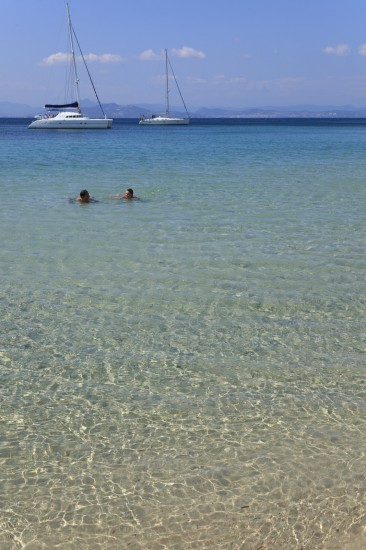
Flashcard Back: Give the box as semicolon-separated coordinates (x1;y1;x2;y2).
172;46;206;59
139;47;206;61
251;76;305;92
82;53;124;63
139;49;162;61
41;52;124;65
358;43;366;56
208;75;305;93
231;77;249;84
187;76;207;84
323;44;350;56
42;52;70;65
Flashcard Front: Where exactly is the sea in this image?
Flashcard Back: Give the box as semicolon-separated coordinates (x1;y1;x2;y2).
0;117;365;550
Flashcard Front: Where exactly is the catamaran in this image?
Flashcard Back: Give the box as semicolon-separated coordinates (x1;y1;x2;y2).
139;49;190;125
29;2;112;129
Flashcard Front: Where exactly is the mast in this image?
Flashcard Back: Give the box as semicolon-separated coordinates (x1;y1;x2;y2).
167;53;190;119
165;49;170;117
66;1;81;112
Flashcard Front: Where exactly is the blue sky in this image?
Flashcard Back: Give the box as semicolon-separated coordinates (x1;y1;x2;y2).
2;0;366;108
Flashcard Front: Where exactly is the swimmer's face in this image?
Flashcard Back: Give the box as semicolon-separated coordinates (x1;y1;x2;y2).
125;190;133;198
80;191;90;202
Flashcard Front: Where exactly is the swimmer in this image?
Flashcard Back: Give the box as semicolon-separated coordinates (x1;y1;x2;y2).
74;189;98;203
113;188;140;200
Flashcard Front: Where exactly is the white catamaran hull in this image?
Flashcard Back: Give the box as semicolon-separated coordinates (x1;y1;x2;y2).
29;112;112;129
139;116;189;126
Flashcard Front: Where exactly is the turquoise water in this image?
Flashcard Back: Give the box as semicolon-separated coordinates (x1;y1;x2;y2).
0;118;365;549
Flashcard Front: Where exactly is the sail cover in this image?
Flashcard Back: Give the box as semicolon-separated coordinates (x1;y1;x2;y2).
45;102;79;109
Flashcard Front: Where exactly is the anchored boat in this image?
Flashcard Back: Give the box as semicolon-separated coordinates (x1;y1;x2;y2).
29;2;112;129
139;49;189;126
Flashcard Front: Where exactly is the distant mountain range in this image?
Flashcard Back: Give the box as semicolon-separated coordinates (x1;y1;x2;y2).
2;100;366;118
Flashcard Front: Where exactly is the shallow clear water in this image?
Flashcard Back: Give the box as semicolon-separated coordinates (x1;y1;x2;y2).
0;118;365;549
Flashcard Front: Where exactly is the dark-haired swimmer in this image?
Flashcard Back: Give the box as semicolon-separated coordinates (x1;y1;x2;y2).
113;188;140;200
73;189;98;203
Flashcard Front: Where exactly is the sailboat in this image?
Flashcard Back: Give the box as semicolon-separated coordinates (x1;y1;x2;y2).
29;2;112;129
139;49;190;125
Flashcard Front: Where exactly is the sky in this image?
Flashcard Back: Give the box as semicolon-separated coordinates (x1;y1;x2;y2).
2;0;366;109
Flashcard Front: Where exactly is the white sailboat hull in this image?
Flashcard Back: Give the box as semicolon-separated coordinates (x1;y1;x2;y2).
139;116;189;126
29;111;112;129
